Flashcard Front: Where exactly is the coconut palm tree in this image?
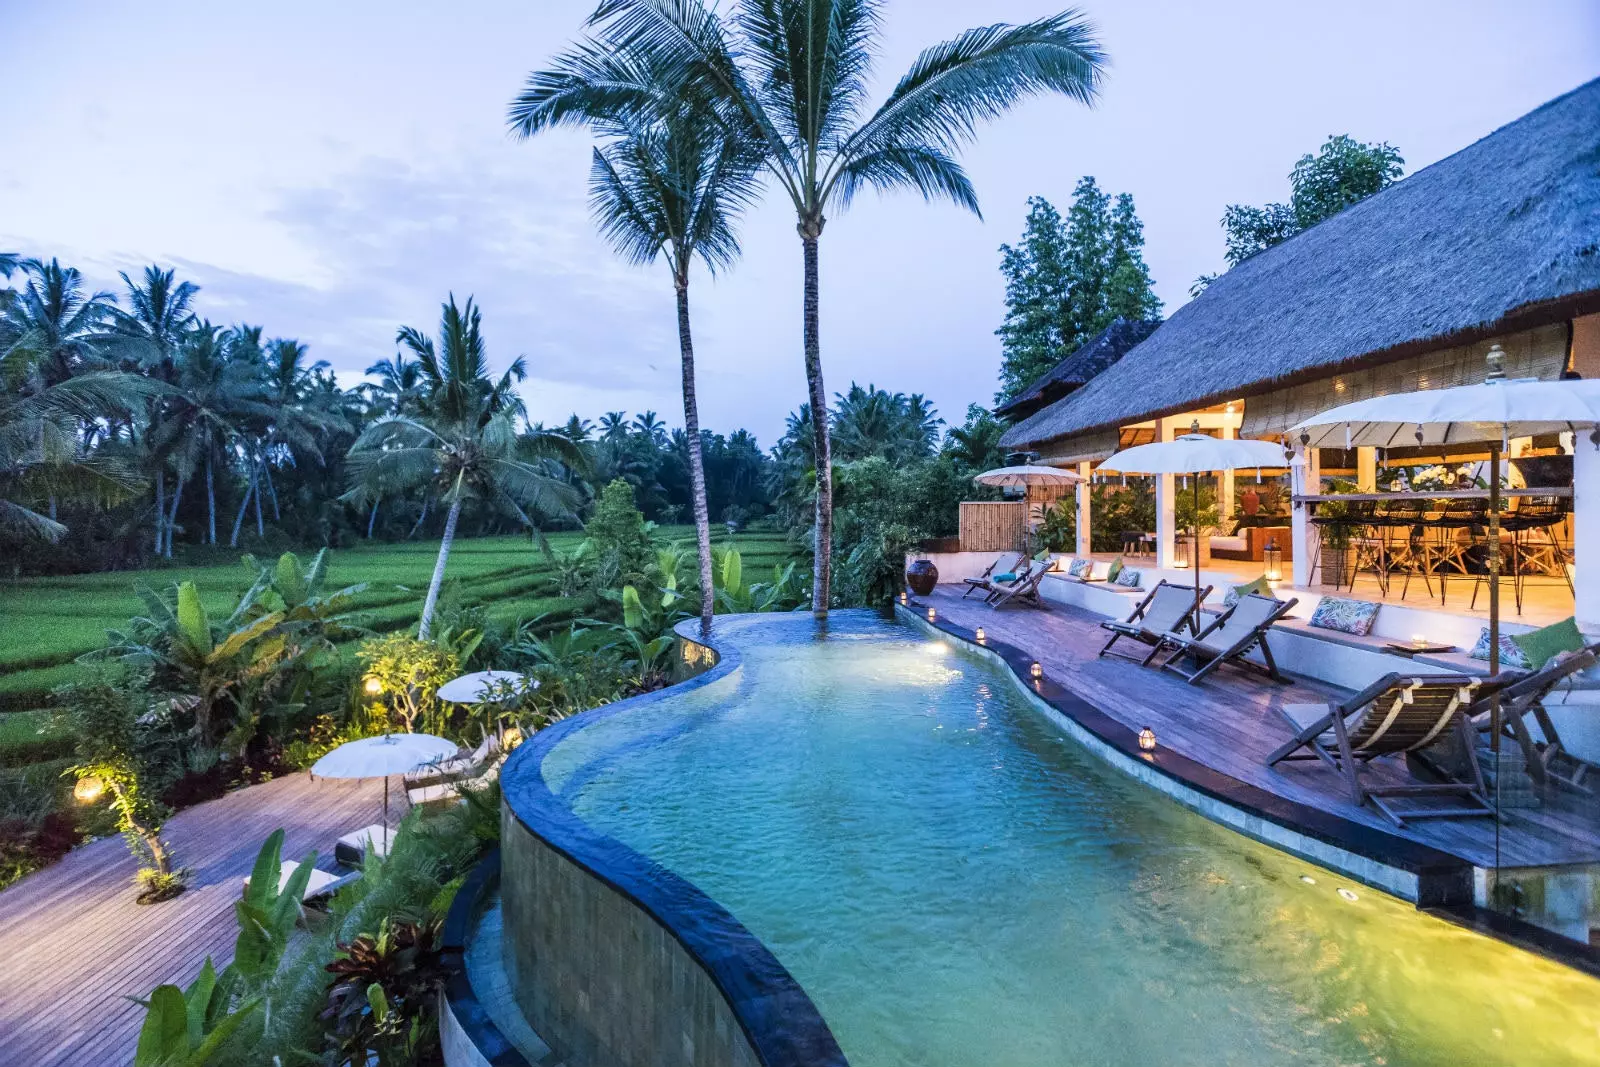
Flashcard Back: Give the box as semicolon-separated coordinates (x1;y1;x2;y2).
344;295;586;638
512;0;1105;615
100;266;199;553
548;106;759;632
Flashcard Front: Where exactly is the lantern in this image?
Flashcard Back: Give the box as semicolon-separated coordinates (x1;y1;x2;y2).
975;627;987;644
1138;727;1157;752
1262;539;1283;583
364;676;383;696
927;607;937;622
1030;662;1043;680
899;591;908;605
1173;537;1191;569
74;776;105;804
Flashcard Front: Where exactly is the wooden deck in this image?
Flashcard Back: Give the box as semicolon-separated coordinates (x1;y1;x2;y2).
0;772;385;1066
921;584;1600;872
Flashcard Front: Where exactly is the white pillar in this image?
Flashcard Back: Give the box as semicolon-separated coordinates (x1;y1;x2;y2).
1220;423;1236;528
1076;462;1092;558
1575;439;1600;635
1292;445;1322;588
1156;417;1178;568
1356;447;1377;493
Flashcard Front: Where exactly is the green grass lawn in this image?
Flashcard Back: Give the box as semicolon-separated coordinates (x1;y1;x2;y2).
0;527;797;714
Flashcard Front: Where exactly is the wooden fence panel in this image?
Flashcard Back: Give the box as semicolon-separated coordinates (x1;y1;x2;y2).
959;501;1027;553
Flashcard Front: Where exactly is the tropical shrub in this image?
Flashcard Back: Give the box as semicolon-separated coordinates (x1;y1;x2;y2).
584;479;654;585
356;633;460;734
61;673;184;902
322;918;449;1067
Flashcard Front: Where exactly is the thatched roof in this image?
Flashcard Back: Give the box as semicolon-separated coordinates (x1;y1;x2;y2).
1003;77;1600;452
994;318;1162;421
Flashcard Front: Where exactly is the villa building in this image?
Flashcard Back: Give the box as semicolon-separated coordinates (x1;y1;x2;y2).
1000;76;1600;631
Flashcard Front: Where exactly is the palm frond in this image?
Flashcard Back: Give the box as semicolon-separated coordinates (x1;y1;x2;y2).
832;142;979;215
832;12;1104;196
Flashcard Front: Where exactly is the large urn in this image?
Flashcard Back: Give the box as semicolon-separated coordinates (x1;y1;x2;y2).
904;558;939;596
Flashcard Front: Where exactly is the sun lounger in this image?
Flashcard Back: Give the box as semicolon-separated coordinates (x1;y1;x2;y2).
1098;580;1212;664
966;560;1035;603
988;566;1048;610
407;759;502;809
1267;673;1501;826
1472;645;1600;794
1156;593;1298;684
333;823;397;867
403;731;501;789
244;860;361;905
962;553;1021;599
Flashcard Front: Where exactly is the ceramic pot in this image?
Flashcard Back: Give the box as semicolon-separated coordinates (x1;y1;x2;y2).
905;558;939;596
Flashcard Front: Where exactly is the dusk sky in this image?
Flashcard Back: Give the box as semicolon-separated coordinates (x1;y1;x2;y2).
3;1;1596;446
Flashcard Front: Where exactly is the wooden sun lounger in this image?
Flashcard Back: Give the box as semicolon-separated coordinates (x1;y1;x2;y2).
1156;593;1298;685
403;730;501;789
967;560;1035;603
1098;580;1212;664
962;553;1021;599
407;758;502;809
988;566;1049;610
244;860;361;906
1267;673;1503;826
1471;644;1600;794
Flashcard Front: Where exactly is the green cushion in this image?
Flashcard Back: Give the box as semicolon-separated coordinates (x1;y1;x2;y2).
1510;616;1585;670
1106;556;1124;582
1224;575;1274;608
993;572;1017;584
1034;548;1053;562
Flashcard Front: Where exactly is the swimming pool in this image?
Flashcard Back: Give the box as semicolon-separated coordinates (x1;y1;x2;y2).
534;611;1600;1067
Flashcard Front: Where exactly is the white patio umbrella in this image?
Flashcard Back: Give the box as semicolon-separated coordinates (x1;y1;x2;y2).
436;670;538;704
1292;345;1600;681
311;732;459;829
1097;426;1291;624
972;464;1085;489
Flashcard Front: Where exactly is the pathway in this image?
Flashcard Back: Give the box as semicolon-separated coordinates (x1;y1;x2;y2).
0;771;385;1066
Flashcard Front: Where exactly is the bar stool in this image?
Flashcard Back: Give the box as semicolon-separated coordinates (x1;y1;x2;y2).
1498;495;1573;613
1429;498;1488;603
1376;497;1433;600
1345;501;1390;595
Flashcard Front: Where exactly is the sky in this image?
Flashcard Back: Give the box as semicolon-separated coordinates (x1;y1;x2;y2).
2;1;1596;446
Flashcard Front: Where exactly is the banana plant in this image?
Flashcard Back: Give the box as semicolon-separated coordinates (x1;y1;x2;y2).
241;548;370;649
231;828;317;986
712;548;805;614
131;959;259;1067
101;580;287;745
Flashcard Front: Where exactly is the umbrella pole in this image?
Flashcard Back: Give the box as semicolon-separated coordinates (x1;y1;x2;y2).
1488;442;1502;752
384;776;390;829
1194;473;1203;630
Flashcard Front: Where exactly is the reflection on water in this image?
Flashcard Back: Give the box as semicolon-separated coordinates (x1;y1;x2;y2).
553;612;1600;1067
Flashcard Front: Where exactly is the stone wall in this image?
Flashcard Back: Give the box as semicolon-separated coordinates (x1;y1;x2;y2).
501;814;763;1067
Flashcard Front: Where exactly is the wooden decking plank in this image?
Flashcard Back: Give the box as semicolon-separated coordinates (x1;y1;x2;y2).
0;770;385;1065
923;585;1600;872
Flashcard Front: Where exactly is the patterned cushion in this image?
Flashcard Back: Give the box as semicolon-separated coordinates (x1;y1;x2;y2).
1067;558;1093;579
1509;617;1584;670
1114;566;1142;588
1471;627;1531;669
1308;596;1380;636
1223;575;1273;608
1106;556;1124;582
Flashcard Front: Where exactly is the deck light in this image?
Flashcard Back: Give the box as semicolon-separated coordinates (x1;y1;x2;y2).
975;627;987;644
1411;633;1429;650
899;591;908;605
73;775;104;804
927;607;937;622
1262;539;1283;582
1337;888;1360;903
1138;727;1157;752
1030;662;1043;680
364;676;383;696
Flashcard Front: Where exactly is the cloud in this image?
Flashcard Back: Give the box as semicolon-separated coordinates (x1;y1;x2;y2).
171;151;681;406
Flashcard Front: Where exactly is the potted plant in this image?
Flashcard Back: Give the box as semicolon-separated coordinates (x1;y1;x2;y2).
1315;479;1359;587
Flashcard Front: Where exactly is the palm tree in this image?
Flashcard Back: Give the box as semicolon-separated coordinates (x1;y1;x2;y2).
598;411;630;441
528;105;757;632
345;295;586;638
512;1;1104;615
101;266;199;553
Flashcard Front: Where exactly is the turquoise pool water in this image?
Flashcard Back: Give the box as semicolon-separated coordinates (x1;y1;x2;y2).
541;612;1600;1067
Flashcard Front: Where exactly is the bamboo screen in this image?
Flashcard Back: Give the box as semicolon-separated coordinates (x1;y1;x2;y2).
959;502;1028;552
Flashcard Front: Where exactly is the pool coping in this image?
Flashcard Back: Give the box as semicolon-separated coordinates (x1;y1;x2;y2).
499;615;850;1067
441;848;536;1067
899;600;1600;979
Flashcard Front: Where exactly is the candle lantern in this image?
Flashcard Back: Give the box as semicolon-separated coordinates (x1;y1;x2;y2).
927;607;937;622
899;591;907;605
975;627;987;644
1138;727;1158;752
1262;539;1283;583
1030;662;1043;680
1174;537;1192;569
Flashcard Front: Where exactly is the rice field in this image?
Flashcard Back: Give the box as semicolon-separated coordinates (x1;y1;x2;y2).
0;528;798;716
